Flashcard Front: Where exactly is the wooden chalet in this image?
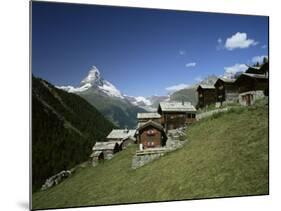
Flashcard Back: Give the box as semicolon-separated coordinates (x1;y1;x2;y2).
106;129;136;149
235;73;269;106
92;141;120;160
157;101;196;131
214;78;239;104
196;84;217;109
136;120;167;150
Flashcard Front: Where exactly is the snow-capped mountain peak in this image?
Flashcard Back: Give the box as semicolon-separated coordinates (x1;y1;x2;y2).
80;66;102;86
57;66;124;99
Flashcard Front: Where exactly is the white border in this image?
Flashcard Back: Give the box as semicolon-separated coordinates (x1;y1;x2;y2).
0;0;280;211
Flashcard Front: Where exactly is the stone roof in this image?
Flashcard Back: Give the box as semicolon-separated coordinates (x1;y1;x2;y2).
106;129;136;139
246;65;260;70
241;73;268;79
90;150;103;157
197;84;215;90
137;120;167;139
137;120;164;131
218;77;236;83
92;141;118;151
159;102;196;112
137;112;161;119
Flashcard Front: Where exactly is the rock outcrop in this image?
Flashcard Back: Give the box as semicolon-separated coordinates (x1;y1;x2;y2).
41;170;71;191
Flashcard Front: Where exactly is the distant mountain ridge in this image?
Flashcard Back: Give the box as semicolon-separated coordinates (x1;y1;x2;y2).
124;95;170;111
57;67;219;118
32;75;115;191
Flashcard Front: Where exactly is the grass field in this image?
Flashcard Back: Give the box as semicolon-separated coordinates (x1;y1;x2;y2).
32;101;268;210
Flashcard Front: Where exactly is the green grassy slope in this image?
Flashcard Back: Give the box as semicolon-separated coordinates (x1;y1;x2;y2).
32;102;268;210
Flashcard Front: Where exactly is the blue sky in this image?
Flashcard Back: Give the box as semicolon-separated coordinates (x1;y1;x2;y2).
32;2;268;97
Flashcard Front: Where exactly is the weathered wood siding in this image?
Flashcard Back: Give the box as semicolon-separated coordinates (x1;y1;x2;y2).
237;77;268;94
197;88;217;108
215;80;226;102
163;112;196;130
215;80;238;103
139;126;162;149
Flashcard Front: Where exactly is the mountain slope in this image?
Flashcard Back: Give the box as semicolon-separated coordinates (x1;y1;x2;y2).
32;101;268;209
32;75;115;191
78;88;145;128
170;87;198;106
57;66;145;128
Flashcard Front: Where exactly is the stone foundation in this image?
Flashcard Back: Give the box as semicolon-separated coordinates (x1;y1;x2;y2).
132;152;164;169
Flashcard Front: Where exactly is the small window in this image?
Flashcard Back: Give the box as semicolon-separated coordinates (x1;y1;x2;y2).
146;129;155;136
192;114;196;118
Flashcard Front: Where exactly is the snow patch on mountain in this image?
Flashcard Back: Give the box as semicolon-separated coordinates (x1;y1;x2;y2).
124;95;152;106
99;80;123;99
134;96;152;106
57;83;92;93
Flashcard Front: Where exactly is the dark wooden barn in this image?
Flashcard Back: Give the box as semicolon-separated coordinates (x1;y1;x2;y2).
136;120;167;150
235;73;269;106
196;84;217;109
157;102;196;131
236;73;269;94
214;78;239;104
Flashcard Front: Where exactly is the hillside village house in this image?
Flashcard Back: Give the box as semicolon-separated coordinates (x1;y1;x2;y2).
157;102;197;131
136;120;167;150
196;85;217;109
90;150;104;166
214;78;239;105
235;73;269;106
106;129;136;149
91;141;119;161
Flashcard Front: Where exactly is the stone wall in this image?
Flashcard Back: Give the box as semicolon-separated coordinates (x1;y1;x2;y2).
132;127;187;169
132;153;164;169
239;90;265;106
